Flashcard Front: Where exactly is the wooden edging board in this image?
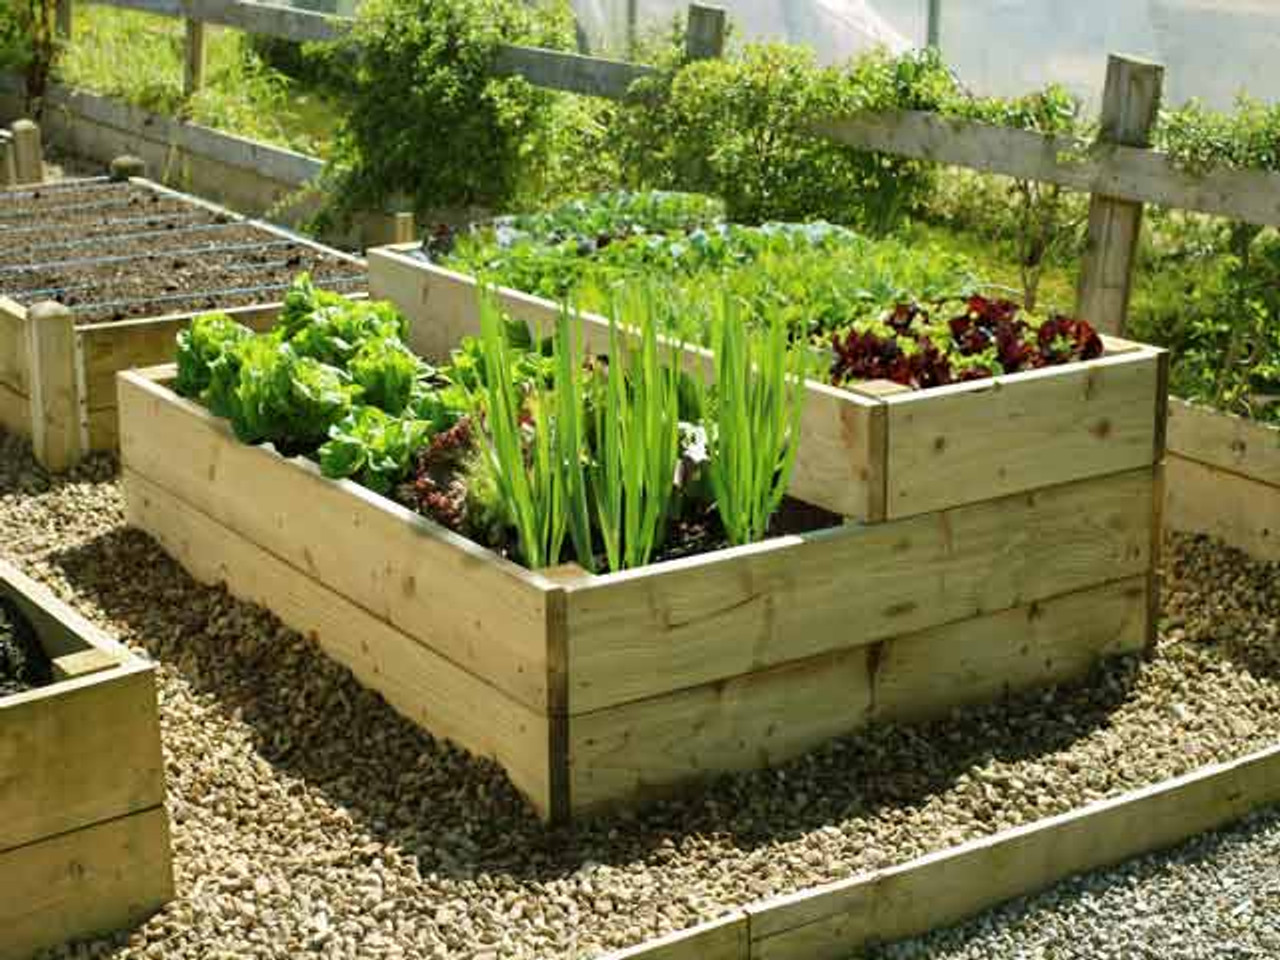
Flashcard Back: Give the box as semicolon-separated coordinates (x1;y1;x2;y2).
367;243;1166;522
596;740;1280;960
1166;398;1280;561
0;557;172;960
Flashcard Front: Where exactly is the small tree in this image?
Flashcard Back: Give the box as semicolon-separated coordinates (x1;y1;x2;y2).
0;0;60;116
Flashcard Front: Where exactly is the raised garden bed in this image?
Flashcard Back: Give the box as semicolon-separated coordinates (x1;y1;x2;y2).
119;279;1166;822
0;176;366;470
1166;399;1280;561
0;557;170;960
369;243;1167;522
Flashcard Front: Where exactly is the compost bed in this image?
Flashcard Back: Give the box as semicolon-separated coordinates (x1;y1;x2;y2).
0;176;367;469
1;430;1278;959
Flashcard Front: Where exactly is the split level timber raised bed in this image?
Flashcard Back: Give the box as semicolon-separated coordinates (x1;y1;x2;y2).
0;558;171;960
368;244;1167;522
1166;399;1280;561
119;246;1169;821
0;176;366;470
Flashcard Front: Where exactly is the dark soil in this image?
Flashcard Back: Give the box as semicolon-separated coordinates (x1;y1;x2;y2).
0;182;366;324
0;599;52;697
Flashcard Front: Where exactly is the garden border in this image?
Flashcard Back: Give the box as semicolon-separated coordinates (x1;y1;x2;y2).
597;740;1280;960
0;557;172;960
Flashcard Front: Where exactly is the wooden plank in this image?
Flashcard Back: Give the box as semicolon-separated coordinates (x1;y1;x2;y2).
182;0;346;43
870;576;1148;722
1076;55;1163;335
569;577;1148;813
0;555;135;661
88;403;117;450
0;380;29;438
368;247;880;518
565;468;1155;713
1165;452;1280;562
0;296;27;396
0;806;173;960
117;369;555;713
492;44;655;100
605;913;748;960
747;741;1280;959
51;648;124;680
124;468;557;817
815;109;1280;230
883;350;1161;518
83;0;181;16
1167;398;1280;486
0;664;165;854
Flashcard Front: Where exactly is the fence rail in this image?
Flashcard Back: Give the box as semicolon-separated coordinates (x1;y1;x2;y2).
75;0;725;99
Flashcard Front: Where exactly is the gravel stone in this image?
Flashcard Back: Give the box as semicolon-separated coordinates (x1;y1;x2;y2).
869;805;1280;959
1;427;1277;959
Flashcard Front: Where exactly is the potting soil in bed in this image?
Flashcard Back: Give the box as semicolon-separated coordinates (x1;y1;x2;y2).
0;597;50;697
1;427;1278;958
0;181;365;323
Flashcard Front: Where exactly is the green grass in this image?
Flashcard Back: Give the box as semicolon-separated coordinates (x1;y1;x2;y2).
57;3;342;157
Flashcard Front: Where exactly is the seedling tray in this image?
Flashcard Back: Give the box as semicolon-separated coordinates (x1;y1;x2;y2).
0;558;171;960
0;176;366;470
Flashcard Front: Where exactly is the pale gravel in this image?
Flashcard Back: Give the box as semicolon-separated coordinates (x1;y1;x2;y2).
1;429;1277;959
869;805;1280;959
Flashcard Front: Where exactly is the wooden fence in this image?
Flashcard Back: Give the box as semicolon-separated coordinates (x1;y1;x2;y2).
52;0;1280;334
68;0;728;98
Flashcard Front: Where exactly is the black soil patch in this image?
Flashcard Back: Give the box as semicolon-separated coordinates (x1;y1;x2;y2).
0;598;52;697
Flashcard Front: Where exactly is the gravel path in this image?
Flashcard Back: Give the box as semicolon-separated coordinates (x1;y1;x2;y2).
0;430;1277;959
870;804;1280;959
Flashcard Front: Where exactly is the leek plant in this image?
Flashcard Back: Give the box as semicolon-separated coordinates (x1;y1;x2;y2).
705;293;806;545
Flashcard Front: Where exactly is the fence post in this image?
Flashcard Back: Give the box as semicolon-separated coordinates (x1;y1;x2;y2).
26;301;83;472
1076;54;1163;336
0;133;14;188
686;4;727;61
56;0;73;38
10;120;43;185
184;20;207;97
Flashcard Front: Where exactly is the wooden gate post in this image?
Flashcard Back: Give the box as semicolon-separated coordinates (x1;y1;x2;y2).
56;0;73;38
27;301;83;472
1076;55;1164;336
686;4;727;61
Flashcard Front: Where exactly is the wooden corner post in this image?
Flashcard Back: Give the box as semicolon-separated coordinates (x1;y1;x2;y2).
1077;55;1163;336
0;133;15;188
10;120;43;185
686;4;727;61
27;301;84;472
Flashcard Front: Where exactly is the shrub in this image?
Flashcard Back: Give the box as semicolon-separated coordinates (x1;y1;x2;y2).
613;45;956;231
0;0;59;114
316;0;576;227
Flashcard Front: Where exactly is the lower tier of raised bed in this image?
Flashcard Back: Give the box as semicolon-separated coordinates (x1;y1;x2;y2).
120;364;1160;823
0;177;366;471
1166;398;1280;561
0;558;171;960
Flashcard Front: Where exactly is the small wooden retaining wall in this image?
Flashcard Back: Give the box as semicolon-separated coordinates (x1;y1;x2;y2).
0;558;171;960
599;741;1280;960
1166;399;1280;560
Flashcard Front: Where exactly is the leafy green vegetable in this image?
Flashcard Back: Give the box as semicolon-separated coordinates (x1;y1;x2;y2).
349;335;421;415
230;339;359;451
319;406;432;494
175;313;255;400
